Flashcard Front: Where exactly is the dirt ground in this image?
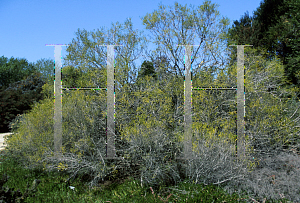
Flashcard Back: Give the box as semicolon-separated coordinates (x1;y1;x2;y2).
0;132;13;151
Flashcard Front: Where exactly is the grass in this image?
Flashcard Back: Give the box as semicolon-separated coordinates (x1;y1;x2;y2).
0;149;295;203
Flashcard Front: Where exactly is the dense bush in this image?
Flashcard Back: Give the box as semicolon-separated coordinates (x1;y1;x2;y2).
2;70;250;193
2;46;300;202
3;85;134;190
0;72;46;133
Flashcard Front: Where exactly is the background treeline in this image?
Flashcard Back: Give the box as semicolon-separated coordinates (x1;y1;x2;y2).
0;56;47;133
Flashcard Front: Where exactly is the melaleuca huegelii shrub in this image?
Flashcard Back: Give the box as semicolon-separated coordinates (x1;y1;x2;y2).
4;45;300;200
230;47;300;160
207;47;300;203
2;64;96;166
179;46;300;202
2;61;140;190
117;46;300;200
119;107;255;194
3;84;135;191
112;75;253;193
119;122;184;192
3;96;55;168
39;88;139;189
191;46;300;167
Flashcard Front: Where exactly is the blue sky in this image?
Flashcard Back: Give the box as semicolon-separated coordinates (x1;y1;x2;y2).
1;0;263;84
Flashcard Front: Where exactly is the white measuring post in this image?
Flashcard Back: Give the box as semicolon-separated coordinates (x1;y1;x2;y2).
103;45;124;159
176;44;252;165
47;43;123;160
232;45;252;162
47;42;251;164
46;44;66;160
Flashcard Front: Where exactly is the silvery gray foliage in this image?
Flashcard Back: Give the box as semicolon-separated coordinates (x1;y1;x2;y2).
220;151;300;202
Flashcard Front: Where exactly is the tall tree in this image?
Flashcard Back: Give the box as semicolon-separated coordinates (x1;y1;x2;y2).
225;0;300;100
136;60;157;81
31;58;55;84
137;0;233;136
140;1;231;81
0;56;40;89
271;0;300;94
63;18;149;94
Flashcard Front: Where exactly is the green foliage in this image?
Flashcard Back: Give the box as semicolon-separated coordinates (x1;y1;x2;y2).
141;0;231;79
0;72;46;133
116;73;183;148
30;58;55;84
61;65;86;88
225;0;300;101
0;56;51;133
3;96;55;166
4;89;104;169
3;70;132;186
0;55;39;89
136;60;157;83
273;0;300;98
224;46;300;157
63;17;147;94
38;63;103;101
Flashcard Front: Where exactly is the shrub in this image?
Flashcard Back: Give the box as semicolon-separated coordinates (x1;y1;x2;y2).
3;46;300;203
3;86;135;190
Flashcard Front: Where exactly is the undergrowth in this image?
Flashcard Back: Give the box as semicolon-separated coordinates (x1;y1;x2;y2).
0;137;298;203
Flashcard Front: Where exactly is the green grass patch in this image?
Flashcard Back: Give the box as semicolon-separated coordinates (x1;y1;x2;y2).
0;150;293;203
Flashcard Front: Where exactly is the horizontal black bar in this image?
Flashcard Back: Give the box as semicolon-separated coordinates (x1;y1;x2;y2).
62;85;106;89
61;88;238;90
193;87;237;90
62;88;107;90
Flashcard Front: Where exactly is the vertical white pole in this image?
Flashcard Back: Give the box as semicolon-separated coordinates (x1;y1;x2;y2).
47;44;68;160
106;45;116;158
183;45;193;159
